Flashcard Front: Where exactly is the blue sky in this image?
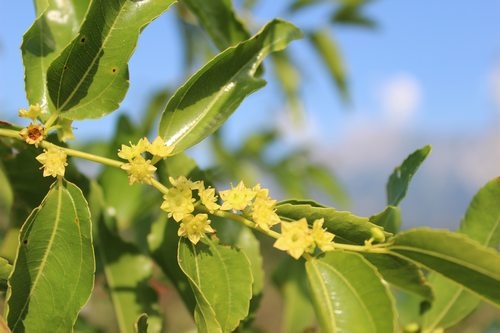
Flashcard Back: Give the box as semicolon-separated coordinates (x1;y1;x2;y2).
1;2;500;228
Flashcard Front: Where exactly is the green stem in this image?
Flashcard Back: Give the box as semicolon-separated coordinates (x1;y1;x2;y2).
0;127;124;169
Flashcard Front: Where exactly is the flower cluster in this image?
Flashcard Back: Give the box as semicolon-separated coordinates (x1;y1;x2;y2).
273;218;334;259
160;176;215;244
35;145;68;178
117;136;175;185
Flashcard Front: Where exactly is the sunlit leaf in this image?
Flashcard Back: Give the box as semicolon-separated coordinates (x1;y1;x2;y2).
97;218;161;333
388;228;500;306
159;19;302;153
22;0;90;112
309;30;349;103
386;145;431;206
422;178;500;331
276;200;390;244
6;180;95;332
178;237;253;332
183;0;250;50
273;257;316;333
306;251;396;332
47;0;175;119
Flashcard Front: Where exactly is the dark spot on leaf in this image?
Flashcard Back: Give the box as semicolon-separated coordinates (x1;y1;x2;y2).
22;239;28;245
80;36;86;43
111;67;118;73
64;65;68;70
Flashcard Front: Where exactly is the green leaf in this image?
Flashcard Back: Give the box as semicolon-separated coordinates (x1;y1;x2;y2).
148;215;197;314
97;218;161;333
0;163;13;227
134;313;149;333
422;178;500;331
388;228;500;306
331;5;377;29
370;205;401;234
308;30;349;103
273;257;316;333
386;145;431;206
276;200;390;244
159;19;302;153
271;52;302;116
213;218;264;325
5;180;95;332
47;0;175;119
362;253;433;301
178;237;253;332
182;0;251;50
0;257;12;291
22;0;90;112
306;251;397;333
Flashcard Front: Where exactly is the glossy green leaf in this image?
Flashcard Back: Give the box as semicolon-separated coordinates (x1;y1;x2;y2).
97;218;161;333
306;251;396;333
0;257;12;291
386;145;431;206
309;30;349;103
47;0;175;119
22;0;90;112
370;205;401;234
178;237;253;332
388;228;500;306
6;180;95;332
182;0;250;50
276;200;390;244
273;257;316;333
159;19;302;153
422;178;500;331
362;253;433;301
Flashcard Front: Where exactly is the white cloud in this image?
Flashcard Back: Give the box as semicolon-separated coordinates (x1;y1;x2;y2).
378;73;422;125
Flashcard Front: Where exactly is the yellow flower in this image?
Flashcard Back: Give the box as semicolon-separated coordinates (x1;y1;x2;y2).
273;218;314;259
161;186;195;222
177;213;215;244
251;187;280;230
310;218;335;251
219;181;256;211
198;183;220;213
120;155;156;185
18;103;42;121
147;136;175;158
19;123;45;145
169;176;196;194
117;138;148;161
36;146;68;178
